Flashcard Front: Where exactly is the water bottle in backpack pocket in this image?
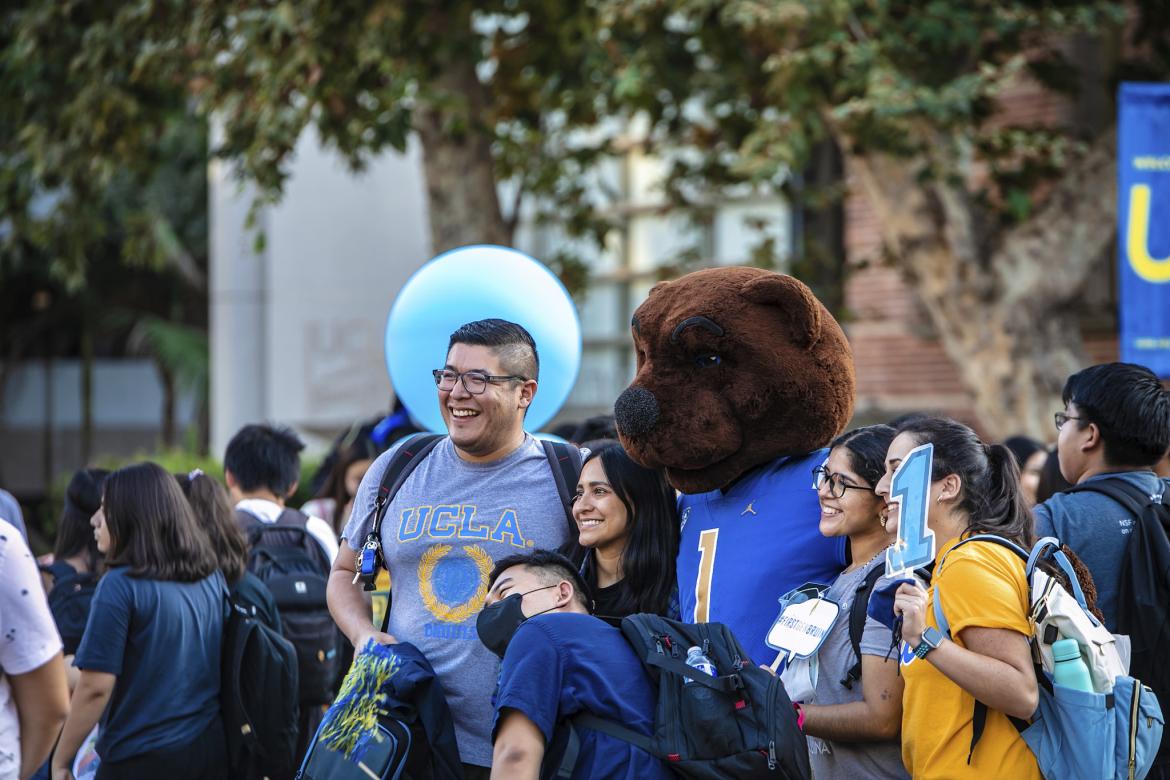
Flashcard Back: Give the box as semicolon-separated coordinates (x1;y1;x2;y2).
934;535;1165;780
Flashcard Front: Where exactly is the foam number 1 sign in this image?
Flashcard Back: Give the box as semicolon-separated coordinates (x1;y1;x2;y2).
885;443;936;577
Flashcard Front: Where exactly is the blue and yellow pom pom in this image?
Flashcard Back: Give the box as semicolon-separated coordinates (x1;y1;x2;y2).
318;640;403;761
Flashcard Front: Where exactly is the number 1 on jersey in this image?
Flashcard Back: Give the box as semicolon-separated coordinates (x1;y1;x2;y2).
694;528;719;622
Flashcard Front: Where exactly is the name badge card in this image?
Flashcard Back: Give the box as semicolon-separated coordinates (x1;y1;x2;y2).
766;582;839;671
885;442;936;577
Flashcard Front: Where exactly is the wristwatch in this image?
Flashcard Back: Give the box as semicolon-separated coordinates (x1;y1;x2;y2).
913;626;945;659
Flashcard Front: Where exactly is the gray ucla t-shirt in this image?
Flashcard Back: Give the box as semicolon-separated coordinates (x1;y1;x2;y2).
342;434;571;767
799;555;909;780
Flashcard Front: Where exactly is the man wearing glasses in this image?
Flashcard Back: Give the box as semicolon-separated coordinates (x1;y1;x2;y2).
1034;362;1170;632
328;319;580;779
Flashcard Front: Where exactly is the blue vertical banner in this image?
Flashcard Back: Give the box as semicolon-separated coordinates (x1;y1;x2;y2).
1119;83;1170;377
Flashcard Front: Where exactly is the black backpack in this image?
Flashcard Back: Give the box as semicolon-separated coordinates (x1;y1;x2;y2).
222;596;301;780
356;434;582;632
1065;477;1170;771
554;614;810;780
41;560;98;656
238;508;339;705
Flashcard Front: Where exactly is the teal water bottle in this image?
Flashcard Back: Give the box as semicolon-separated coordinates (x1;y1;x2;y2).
1052;638;1094;692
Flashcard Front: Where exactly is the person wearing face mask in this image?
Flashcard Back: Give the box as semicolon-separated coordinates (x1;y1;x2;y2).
479;550;670;780
779;425;908;779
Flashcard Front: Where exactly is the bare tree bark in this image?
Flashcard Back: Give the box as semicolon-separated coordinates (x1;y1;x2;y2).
414;58;511;254
845;128;1117;439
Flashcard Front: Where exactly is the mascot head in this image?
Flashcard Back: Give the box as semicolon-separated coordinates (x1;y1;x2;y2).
615;267;855;494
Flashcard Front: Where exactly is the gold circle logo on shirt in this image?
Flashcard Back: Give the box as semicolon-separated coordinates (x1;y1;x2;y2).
418;543;493;624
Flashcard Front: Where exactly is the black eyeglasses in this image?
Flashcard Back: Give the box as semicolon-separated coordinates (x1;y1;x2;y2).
432;369;527;395
1054;412;1083;431
812;466;873;499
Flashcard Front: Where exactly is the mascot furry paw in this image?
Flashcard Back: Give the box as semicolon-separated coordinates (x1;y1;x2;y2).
615;266;856;664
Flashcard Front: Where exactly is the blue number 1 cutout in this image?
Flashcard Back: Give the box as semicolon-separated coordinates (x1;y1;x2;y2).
885;442;936;576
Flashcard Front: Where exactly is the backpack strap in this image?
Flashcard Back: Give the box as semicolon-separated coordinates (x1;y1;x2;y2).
553;712;658;778
541;438;583;535
929;534;1032;764
841;564;885;689
358;434;444;618
1066;477;1162;519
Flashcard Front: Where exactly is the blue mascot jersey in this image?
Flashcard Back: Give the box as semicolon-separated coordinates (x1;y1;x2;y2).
676;449;847;666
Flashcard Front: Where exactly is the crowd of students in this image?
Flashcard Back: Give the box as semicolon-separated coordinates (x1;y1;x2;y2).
1;317;1168;780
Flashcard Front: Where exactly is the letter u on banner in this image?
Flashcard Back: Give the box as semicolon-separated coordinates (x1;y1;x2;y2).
1119;83;1170;376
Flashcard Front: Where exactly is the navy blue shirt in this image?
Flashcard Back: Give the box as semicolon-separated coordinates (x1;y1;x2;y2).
676;450;847;665
493;612;671;780
75;567;226;762
1034;470;1170;632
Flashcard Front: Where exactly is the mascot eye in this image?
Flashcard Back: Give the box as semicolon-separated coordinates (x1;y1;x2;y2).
695;354;723;367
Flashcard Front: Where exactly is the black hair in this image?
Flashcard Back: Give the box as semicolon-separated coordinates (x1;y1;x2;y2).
1035;446;1073;504
223;423;305;497
103;462;219;582
571;416;618;444
1062;362;1170;468
1003;436;1045;469
563;443;679;618
54;468;109;573
177;471;250;585
447;319;539;381
488;549;592;611
895;417;1034;547
831;425;897;488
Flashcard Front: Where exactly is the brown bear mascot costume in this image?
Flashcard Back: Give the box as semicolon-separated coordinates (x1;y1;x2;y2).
614;266;856;665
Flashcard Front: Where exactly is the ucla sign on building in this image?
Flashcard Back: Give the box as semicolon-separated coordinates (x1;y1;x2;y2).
1119;83;1170;377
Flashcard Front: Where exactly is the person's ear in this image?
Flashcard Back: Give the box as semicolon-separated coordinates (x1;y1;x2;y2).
557;580;574;608
286;480;299;500
519;379;537;408
224;470;237;490
1080;422;1102;454
936;474;962;504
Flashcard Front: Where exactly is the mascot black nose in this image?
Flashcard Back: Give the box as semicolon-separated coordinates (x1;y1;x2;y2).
614;387;660;438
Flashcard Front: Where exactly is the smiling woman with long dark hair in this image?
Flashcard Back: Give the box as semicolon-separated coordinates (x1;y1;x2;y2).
565;443;680;623
51;462;228;780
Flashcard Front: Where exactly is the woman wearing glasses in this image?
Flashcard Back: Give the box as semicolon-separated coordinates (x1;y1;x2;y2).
780;424;909;780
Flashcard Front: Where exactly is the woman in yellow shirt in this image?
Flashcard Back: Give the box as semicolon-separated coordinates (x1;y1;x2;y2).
876;417;1041;780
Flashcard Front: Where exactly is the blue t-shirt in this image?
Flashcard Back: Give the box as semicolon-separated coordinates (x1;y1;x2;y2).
677;450;847;666
75;567;226;762
493;613;671;780
1034;470;1170;632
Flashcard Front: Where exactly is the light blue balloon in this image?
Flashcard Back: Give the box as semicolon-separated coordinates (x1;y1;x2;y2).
385;245;582;434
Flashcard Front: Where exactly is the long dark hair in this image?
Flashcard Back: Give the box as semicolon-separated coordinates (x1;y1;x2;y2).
103;462;219;582
566;443;679;617
895;417;1034;547
54;468;109;573
312;438;379;534
178;471;250;585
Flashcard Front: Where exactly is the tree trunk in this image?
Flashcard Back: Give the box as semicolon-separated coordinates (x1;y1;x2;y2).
414;58;511;254
844;128;1117;440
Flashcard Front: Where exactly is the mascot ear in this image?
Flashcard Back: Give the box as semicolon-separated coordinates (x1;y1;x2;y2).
740;273;822;349
648;280;670;296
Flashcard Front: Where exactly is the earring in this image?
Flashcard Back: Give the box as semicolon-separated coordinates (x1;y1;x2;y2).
936;496;944;504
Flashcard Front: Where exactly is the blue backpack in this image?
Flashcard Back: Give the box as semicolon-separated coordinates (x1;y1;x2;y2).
933;535;1164;780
